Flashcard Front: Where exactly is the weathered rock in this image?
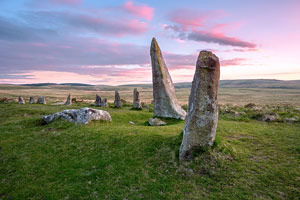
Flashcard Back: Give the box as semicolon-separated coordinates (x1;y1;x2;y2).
284;117;298;123
148;118;166;126
94;94;101;106
133;88;142;109
29;96;35;104
64;94;72;106
179;50;220;161
129;121;135;125
37;96;46;104
18;96;25;104
262;114;279;122
114;90;122;108
244;103;256;108
42;107;112;125
101;98;108;107
150;37;186;120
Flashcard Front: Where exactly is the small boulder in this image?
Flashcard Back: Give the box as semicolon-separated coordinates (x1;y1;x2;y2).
42;107;112;125
129;121;135;125
101;98;108;107
284;117;298;123
244;103;256;108
263;114;279;122
18;96;25;104
148;118;166;126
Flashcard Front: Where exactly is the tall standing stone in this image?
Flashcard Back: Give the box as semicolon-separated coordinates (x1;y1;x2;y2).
114;90;122;108
101;98;108;107
94;94;101;106
132;88;142;109
29;96;35;104
18;96;25;104
65;94;72;106
179;50;220;161
150;37;186;120
37;96;46;104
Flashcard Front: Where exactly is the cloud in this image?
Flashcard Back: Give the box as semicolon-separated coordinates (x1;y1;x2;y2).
187;31;257;48
122;1;154;21
221;58;247;66
50;0;83;5
165;9;257;48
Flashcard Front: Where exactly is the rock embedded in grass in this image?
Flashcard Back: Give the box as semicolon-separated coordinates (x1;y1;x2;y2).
18;96;25;104
262;114;279;122
42;107;112;125
64;94;72;106
148;118;166;126
150;37;186;120
101;98;108;107
133;88;142;109
180;50;220;161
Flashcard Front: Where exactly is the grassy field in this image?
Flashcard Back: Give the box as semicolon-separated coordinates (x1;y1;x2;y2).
1;84;300;106
1;102;300;199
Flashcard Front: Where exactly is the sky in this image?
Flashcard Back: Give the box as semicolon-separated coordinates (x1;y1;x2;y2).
0;0;299;85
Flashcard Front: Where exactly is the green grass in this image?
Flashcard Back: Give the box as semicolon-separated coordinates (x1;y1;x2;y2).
0;103;300;199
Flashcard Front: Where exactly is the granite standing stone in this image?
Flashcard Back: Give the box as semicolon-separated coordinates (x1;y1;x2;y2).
179;50;220;161
64;94;72;105
101;98;108;107
114;90;122;108
37;96;46;104
18;96;25;104
133;88;142;109
150;37;186;120
94;94;101;106
29;96;35;104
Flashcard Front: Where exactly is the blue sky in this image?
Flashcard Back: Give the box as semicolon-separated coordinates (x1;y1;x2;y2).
0;0;299;85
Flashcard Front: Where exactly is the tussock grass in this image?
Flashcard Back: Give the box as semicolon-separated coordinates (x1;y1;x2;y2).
0;103;299;199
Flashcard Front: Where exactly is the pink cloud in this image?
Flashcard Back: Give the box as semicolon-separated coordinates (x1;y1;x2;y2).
122;1;154;21
221;58;247;66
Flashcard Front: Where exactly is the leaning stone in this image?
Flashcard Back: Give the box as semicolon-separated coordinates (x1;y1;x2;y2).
101;98;108;107
37;96;46;104
29;96;35;104
94;94;101;106
148;118;166;126
133;88;142;109
64;94;72;106
179;50;220;161
114;90;122;108
150;37;186;120
18;96;25;104
42;107;112;125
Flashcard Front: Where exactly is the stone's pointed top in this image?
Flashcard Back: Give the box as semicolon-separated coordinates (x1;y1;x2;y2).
197;50;219;69
150;37;161;53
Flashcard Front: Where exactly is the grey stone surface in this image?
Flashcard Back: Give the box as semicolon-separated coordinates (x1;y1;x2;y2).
18;96;25;104
65;94;72;106
42;107;112;125
29;96;35;104
263;114;279;122
180;50;220;161
114;90;122;108
150;37;186;120
101;98;108;107
148;118;166;126
133;88;142;109
94;94;101;106
37;96;46;104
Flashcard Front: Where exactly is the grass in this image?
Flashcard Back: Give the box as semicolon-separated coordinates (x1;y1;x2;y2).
0;103;300;199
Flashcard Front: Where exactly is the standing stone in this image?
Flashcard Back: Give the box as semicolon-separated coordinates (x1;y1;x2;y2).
179;50;220;161
101;98;108;107
133;88;142;109
150;37;186;120
37;96;46;104
64;94;72;106
18;96;25;104
29;96;35;104
94;94;101;106
114;90;122;108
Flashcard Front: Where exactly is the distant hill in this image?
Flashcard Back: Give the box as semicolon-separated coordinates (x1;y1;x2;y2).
22;83;93;87
120;79;300;89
